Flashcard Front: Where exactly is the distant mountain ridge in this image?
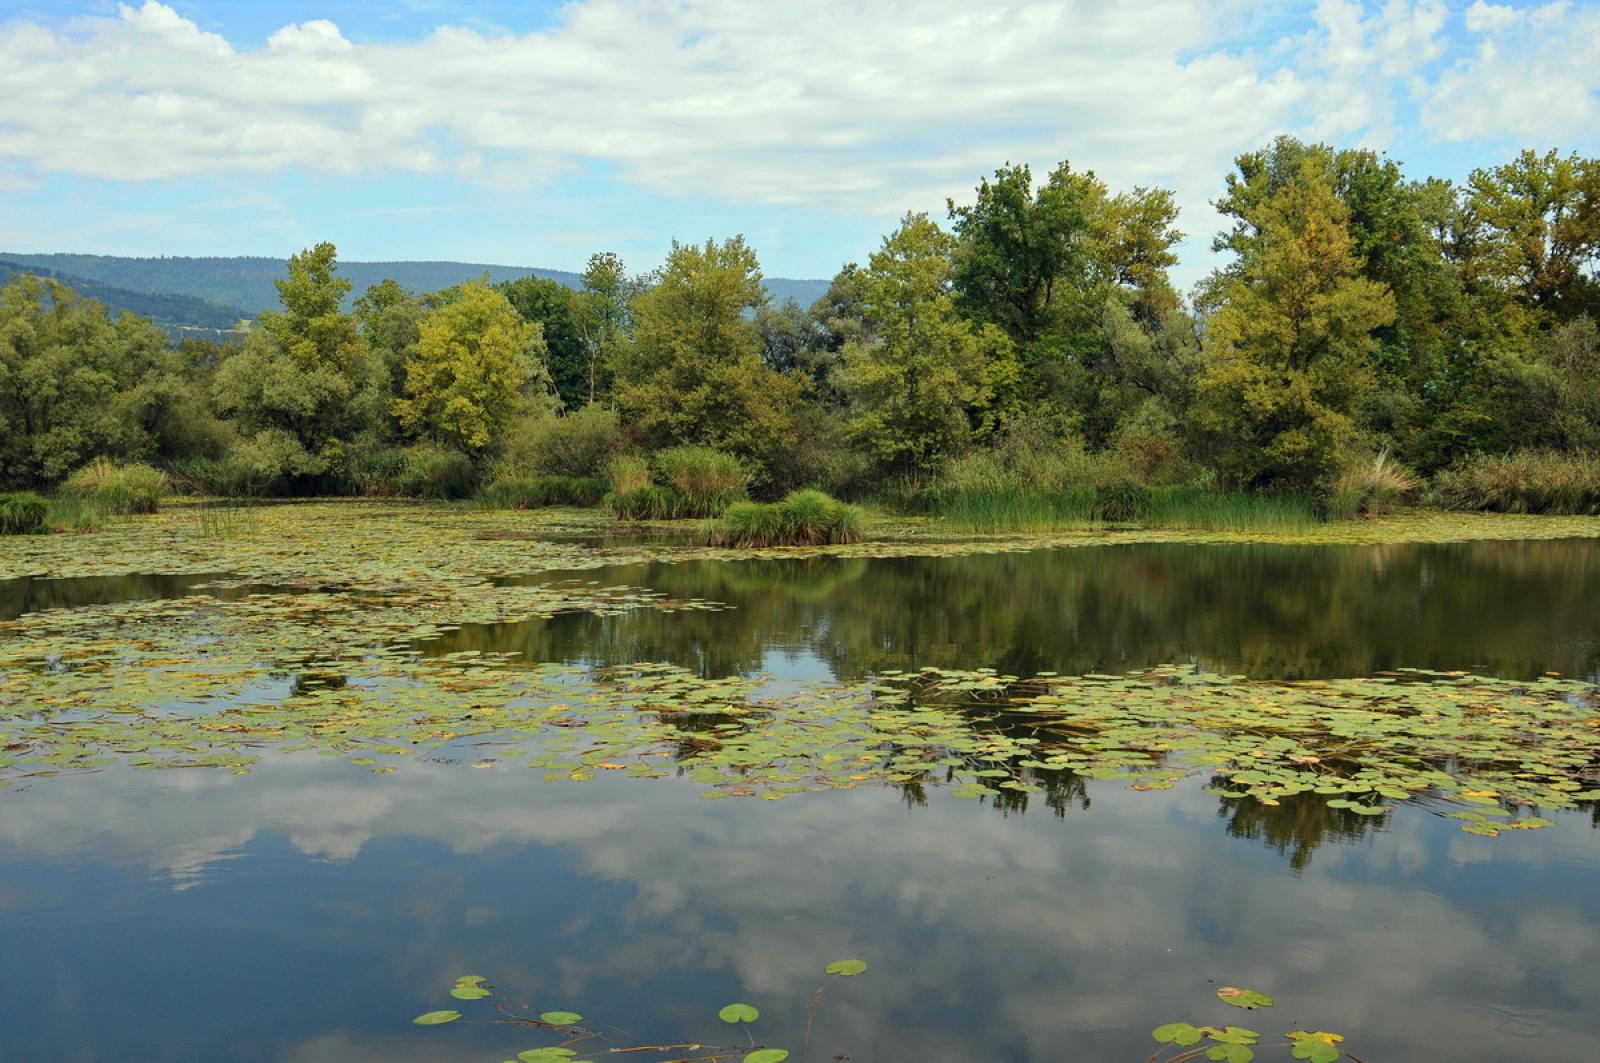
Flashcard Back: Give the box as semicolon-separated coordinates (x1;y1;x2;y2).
0;253;833;328
0;258;249;338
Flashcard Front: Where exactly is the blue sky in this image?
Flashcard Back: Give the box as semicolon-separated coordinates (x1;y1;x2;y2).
1;0;1596;288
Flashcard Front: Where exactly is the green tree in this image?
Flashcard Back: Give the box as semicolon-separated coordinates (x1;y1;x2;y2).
500;276;587;411
1465;149;1600;322
843;213;1014;478
613;237;802;479
393;281;552;454
352;278;424;443
213;243;364;472
1194;159;1396;493
0;275;206;486
947;161;1184;439
572;252;632;405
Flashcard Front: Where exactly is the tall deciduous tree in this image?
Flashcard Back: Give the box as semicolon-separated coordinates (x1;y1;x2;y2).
572;252;632;405
1465;149;1600;322
394;280;551;454
613;237;802;479
843;213;1014;478
500;276;587;411
1194;159;1396;493
213;243;364;471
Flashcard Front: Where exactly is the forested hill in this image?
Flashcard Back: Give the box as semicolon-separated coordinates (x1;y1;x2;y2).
0;253;831;320
0;258;248;334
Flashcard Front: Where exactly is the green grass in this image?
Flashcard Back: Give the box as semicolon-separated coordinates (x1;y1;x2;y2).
0;491;48;534
652;446;749;517
606;484;682;520
479;475;607;509
1430;450;1600;515
713;489;866;546
61;458;168;515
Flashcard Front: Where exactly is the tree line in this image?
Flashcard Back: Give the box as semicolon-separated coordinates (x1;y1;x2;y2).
1;135;1597;505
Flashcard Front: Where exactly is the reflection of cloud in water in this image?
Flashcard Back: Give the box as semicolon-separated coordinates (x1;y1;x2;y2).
1;760;1598;1061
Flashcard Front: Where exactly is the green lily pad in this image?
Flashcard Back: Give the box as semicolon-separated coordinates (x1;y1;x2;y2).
539;1011;582;1026
412;1010;460;1025
825;959;867;976
719;1002;760;1023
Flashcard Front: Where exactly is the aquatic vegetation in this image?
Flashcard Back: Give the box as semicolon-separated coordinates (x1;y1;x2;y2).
1431;449;1600;515
61;458;169;514
406;960;872;1062
479;475;607;509
714;490;865;546
0;492;47;534
1153;988;1353;1063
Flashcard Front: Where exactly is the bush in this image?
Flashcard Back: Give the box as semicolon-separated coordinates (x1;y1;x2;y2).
1328;450;1417;518
713;490;866;547
607;484;681;520
480;475;607;509
653;446;749;517
61;458;169;514
605;454;653;496
396;445;477;499
0;491;48;534
499;405;625;479
1430;450;1600;514
345;447;409;497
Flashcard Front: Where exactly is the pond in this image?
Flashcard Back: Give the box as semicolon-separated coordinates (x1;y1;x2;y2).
1;514;1598;1063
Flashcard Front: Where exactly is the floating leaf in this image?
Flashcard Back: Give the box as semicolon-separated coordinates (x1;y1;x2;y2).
719;1003;760;1023
825;959;867;977
451;985;491;1000
412;1010;460;1025
1217;987;1273;1010
539;1011;582;1026
744;1051;789;1063
1152;1022;1204;1046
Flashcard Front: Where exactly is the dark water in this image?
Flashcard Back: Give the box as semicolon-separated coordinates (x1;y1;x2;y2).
453;538;1600;681
3;539;1600;1062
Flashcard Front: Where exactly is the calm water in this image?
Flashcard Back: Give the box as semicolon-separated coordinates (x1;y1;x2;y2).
3;539;1600;1061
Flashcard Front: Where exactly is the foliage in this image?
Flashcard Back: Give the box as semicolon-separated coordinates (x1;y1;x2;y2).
212;243;364;473
714;490;865;546
0;491;47;534
394;280;552;454
604;453;653;495
1328;450;1417;518
395;444;477;500
1465;149;1600;321
1194;157;1396;494
614;238;802;481
480;475;607;509
653;445;749;517
1430;450;1600;514
500;276;589;410
0;273;185;488
843;213;1014;478
607;485;681;520
60;458;168;514
497;405;626;480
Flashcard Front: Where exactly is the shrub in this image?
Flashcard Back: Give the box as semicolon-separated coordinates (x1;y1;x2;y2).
0;491;48;534
61;458;168;514
499;405;625;479
396;445;477;499
1095;480;1150;523
1430;450;1600;514
653;446;749;517
345;447;409;497
480;475;607;509
607;484;681;520
605;454;653;496
1329;450;1417;518
713;490;866;547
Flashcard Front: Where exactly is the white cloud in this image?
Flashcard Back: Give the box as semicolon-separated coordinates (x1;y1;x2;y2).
0;0;1297;216
1423;0;1600;144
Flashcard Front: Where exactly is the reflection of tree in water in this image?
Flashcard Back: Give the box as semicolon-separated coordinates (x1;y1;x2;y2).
1215;788;1381;872
432;539;1600;681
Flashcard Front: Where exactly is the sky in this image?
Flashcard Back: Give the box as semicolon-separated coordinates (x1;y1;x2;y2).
0;0;1597;290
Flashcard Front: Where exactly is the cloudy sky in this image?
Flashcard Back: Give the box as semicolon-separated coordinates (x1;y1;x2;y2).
0;0;1596;284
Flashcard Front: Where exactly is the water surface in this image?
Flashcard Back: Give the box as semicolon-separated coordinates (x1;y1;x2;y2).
2;537;1599;1062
